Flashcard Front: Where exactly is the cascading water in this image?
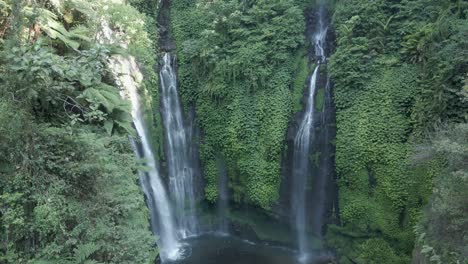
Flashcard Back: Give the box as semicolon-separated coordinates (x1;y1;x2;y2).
291;6;328;263
99;22;181;261
108;57;182;261
292;66;319;262
124;74;181;260
160;53;199;238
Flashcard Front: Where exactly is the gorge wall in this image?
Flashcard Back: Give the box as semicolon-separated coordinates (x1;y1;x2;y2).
1;0;466;263
154;0;467;263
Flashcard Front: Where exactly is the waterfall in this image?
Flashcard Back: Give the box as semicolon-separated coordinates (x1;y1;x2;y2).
107;53;182;261
160;53;199;238
292;66;319;261
311;77;332;235
291;7;328;263
99;22;182;260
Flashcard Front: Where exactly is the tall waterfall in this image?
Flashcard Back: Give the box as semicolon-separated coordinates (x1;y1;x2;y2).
100;22;181;261
160;53;199;238
291;6;328;262
107;55;181;261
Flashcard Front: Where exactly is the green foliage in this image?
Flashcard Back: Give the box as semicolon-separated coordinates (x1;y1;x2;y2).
291;50;310;113
172;0;308;209
331;53;418;262
125;0;164;160
358;238;405;264
0;119;156;263
73;243;99;263
0;1;158;263
1;39;133;135
413;123;468;263
314;87;325;112
328;0;467;262
22;4;82;49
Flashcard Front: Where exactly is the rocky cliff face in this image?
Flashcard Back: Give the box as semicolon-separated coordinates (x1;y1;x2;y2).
158;0;176;51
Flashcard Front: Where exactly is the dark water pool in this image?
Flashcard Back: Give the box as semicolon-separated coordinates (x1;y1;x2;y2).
164;234;331;264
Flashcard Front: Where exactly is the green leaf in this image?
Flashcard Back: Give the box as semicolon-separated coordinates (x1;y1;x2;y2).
104;120;114;136
73;242;99;263
81;84;124;112
421;245;433;254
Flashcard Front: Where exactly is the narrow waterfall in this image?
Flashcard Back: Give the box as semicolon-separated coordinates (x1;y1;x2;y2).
124;73;181;260
291;6;328;262
292;66;319;261
100;22;181;261
160;53;199;238
311;77;332;235
107;56;181;261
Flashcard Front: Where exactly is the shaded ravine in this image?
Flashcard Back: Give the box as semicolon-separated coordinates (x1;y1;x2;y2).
290;6;330;262
100;23;181;261
160;53;200;238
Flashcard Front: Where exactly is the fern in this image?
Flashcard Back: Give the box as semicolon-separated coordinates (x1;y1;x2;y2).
69;25;92;42
68;0;96;18
22;1;95;49
80;84;126;113
73;242;99;263
79;84;134;135
43;18;80;49
112;109;135;136
22;6;80;49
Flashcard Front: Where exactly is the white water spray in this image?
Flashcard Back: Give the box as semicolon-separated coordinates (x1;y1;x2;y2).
100;22;182;261
291;7;328;263
160;53;199;238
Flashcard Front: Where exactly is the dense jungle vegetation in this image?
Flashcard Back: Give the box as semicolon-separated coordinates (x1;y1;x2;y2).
170;0;467;261
0;0;158;263
0;0;466;263
170;0;310;209
328;1;467;263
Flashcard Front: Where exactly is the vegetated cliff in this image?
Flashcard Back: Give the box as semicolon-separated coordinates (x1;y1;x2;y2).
170;0;312;211
0;0;161;262
2;0;465;263
327;0;467;263
166;0;467;262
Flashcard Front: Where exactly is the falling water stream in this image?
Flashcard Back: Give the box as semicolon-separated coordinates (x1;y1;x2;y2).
291;6;328;263
292;66;319;262
160;53;199;239
104;4;333;262
105;52;182;261
100;21;185;261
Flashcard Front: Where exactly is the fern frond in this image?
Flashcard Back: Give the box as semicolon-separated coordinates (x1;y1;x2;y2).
73;242;100;263
67;0;96;18
22;6;80;49
80;84;127;112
